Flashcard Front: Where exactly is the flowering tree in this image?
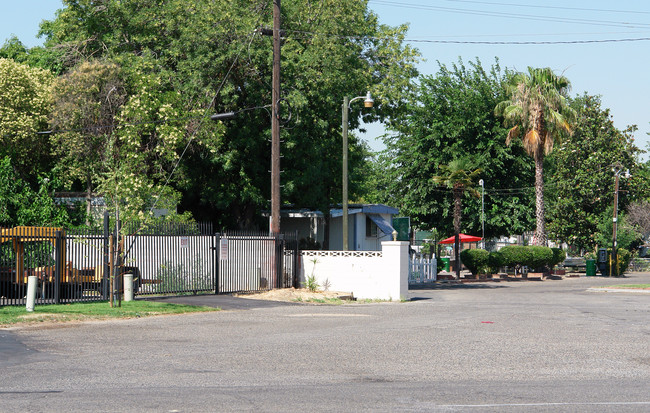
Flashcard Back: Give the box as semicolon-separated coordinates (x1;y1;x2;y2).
0;58;53;179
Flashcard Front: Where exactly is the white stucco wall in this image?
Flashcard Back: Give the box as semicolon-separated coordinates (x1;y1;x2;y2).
300;241;409;301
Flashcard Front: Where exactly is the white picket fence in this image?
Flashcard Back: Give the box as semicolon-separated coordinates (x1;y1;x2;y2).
409;256;437;284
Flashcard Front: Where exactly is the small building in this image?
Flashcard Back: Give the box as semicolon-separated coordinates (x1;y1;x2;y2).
274;204;399;251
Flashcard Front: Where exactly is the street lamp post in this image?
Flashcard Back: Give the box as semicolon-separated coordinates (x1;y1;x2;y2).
342;91;373;251
479;179;484;249
611;163;630;276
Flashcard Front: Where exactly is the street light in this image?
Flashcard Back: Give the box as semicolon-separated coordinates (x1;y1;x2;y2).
342;91;374;251
479;179;484;249
611;163;630;276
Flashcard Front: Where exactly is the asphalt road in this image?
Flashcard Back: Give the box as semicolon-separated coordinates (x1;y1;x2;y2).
2;273;649;412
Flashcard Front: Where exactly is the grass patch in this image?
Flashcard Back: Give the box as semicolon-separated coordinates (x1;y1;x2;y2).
0;300;218;327
596;284;650;289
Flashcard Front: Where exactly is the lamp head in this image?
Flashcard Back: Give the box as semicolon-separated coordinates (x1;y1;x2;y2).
364;91;374;108
210;112;236;121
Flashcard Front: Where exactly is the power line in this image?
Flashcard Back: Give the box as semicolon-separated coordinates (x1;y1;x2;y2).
35;114;204;136
439;0;650;16
285;29;650;45
368;0;650;29
401;37;650;45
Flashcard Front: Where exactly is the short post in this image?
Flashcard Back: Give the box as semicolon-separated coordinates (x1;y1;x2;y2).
26;275;37;312
123;273;133;302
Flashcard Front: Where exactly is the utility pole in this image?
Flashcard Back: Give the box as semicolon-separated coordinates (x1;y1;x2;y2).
270;0;281;234
611;171;620;277
342;96;349;250
610;164;630;277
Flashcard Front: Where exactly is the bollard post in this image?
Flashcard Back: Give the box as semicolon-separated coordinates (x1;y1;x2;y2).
26;275;37;312
123;274;133;302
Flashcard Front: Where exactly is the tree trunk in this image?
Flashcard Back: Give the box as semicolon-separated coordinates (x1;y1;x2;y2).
534;151;547;246
85;174;92;227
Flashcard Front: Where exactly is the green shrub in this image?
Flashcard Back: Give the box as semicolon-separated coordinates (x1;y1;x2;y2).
527;246;554;270
487;251;506;274
460;249;489;276
499;245;532;268
550;248;566;268
303;274;319;292
608;248;632;276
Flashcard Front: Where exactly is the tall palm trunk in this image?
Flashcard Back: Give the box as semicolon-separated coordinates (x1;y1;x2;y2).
453;185;462;235
534;148;547;246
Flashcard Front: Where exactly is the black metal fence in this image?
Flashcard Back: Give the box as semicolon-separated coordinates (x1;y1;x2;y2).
0;226;107;306
1;224;300;306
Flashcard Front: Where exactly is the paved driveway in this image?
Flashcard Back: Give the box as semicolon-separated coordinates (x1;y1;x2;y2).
140;293;300;310
2;273;649;412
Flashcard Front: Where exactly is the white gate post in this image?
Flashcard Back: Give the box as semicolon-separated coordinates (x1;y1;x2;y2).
26;275;38;312
123;274;133;302
381;241;409;301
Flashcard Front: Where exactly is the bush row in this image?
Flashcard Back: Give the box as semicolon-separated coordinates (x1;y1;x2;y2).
460;246;566;276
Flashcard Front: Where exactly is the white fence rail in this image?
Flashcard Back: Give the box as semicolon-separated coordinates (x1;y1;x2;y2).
630;257;650;272
409;256;437;284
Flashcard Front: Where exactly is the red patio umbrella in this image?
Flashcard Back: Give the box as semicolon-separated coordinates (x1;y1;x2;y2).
438;233;483;244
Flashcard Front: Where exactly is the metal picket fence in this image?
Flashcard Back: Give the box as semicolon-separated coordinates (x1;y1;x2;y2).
1;222;300;306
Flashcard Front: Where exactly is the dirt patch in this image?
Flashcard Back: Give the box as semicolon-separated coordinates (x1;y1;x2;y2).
235;288;354;303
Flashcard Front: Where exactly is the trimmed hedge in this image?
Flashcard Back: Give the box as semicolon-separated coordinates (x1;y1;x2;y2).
487;251;506;274
458;246;563;275
460;249;489;276
527;246;554;270
499;245;555;270
550;247;566;268
499;245;532;268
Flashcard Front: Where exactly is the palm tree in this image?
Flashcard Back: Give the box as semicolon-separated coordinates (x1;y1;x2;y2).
433;158;482;279
495;67;575;246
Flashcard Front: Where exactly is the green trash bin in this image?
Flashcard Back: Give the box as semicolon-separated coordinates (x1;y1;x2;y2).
586;259;596;276
441;257;451;272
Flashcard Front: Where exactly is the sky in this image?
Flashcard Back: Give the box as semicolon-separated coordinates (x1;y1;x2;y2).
2;0;649;158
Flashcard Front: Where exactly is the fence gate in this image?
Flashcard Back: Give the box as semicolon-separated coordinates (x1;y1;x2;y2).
124;222;216;296
216;232;299;294
409;255;437;285
128;229;299;296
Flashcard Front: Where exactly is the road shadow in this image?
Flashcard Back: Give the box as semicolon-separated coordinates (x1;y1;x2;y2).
409;282;509;291
141;294;300;310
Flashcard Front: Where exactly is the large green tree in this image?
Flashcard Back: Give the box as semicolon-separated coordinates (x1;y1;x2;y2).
381;58;535;238
495;67;575;246
546;94;641;251
38;0;419;231
0;156;73;227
